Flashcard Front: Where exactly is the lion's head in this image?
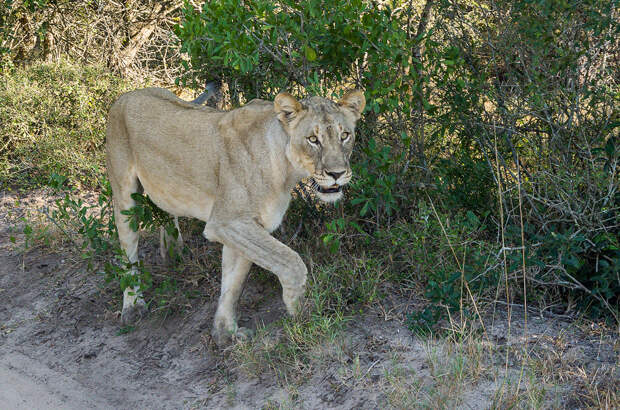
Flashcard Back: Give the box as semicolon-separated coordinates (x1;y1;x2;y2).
274;90;365;202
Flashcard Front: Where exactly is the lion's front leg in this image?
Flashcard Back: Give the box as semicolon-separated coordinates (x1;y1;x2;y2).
212;245;253;346
205;218;307;346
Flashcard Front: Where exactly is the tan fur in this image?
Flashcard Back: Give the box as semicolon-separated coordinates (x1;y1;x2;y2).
106;87;365;346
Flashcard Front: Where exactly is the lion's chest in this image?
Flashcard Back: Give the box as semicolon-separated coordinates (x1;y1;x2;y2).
260;192;292;233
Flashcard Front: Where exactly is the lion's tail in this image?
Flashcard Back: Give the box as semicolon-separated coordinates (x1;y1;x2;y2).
191;81;221;105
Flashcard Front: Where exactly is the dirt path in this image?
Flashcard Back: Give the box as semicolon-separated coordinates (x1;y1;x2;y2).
1;190;617;409
0;238;404;409
0;239;293;408
0;210;463;409
0;350;115;409
0;249;203;408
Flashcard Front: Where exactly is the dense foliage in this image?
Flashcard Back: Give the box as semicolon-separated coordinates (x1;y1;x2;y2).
176;0;619;321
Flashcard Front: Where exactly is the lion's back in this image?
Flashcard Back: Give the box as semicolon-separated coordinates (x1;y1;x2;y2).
111;87;219;115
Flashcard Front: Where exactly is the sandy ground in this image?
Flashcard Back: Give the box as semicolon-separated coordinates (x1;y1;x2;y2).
1;190;618;409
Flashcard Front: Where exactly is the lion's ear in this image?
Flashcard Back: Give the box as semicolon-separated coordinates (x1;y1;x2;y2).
274;92;302;124
338;89;366;119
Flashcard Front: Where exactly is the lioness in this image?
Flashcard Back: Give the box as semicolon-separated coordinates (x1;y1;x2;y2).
106;87;365;346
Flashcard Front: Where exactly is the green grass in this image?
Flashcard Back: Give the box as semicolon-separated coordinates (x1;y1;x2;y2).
0;60;132;190
231;261;357;384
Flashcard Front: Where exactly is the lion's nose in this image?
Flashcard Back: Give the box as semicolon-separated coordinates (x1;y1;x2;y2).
326;170;345;181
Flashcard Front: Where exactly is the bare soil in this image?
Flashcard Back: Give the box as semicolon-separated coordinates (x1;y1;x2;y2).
1;190;618;409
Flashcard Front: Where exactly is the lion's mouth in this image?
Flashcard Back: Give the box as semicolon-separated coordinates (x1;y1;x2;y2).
312;179;343;194
317;184;342;194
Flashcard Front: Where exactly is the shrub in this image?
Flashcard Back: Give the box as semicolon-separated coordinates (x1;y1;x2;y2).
175;0;619;321
0;61;131;189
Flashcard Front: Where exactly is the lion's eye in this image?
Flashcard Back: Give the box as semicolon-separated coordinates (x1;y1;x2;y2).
341;132;350;142
307;135;319;145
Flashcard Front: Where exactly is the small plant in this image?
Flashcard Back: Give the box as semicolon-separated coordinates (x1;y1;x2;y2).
42;173;186;314
49;174;117;266
121;193;175;235
116;325;136;335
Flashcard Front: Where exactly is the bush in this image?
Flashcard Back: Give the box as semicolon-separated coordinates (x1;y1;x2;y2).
176;0;619;321
0;61;131;189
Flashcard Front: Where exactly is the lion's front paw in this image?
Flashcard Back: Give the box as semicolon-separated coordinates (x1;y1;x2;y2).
282;286;305;316
212;321;254;347
120;299;147;325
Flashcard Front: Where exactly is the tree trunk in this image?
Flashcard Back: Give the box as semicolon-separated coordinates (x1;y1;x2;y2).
115;2;182;76
410;0;434;178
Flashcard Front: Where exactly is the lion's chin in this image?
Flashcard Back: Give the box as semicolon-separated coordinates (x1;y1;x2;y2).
316;189;343;203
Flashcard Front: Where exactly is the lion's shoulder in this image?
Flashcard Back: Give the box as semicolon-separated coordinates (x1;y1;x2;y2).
217;99;276;137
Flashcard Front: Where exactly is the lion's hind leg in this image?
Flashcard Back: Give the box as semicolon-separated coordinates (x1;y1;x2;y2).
111;171;147;325
159;216;183;262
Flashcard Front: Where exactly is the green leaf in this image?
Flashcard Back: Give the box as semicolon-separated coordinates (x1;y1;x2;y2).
349;221;366;235
304;46;317;62
360;201;370;216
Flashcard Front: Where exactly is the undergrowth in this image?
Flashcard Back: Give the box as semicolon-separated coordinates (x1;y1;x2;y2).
0;60;131;190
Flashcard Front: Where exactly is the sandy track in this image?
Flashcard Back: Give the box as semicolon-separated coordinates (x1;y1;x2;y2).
0;246;233;409
0;351;113;409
